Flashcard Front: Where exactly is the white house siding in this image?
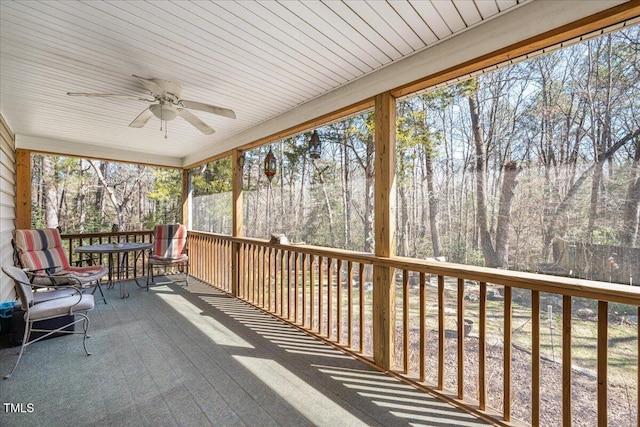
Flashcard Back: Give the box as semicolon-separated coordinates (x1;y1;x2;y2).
0;115;16;301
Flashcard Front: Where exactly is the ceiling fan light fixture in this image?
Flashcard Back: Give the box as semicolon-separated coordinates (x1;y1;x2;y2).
68;75;236;136
149;103;177;121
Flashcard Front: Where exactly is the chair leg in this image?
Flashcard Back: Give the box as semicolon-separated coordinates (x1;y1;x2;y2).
92;279;107;304
80;313;92;356
4;316;32;379
185;262;189;287
146;263;152;291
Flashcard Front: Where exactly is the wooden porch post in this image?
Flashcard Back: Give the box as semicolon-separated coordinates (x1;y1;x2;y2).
373;92;397;370
181;168;191;229
15;149;32;229
231;149;244;297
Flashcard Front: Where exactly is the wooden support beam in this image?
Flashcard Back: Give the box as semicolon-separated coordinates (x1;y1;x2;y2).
181;168;191;228
373;91;397;370
15;149;32;229
231;149;244;297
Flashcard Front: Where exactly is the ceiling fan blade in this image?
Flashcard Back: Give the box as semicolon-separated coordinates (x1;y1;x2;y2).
128;108;154;128
132;74;166;97
180;100;236;119
67;92;154;102
177;109;215;135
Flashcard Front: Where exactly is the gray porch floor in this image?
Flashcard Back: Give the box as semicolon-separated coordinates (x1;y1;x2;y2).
0;277;491;427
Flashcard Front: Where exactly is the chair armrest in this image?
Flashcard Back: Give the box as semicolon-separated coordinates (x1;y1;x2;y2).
26;279;85;309
27;266;62;275
75;256;99;267
26;266;63;285
24;270;83;292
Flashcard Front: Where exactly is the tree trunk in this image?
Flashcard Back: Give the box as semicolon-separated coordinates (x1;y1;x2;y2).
545;129;640;251
43;156;59;228
297;155;307;241
621;139;640;246
398;187;409;256
469;93;497;266
315;165;335;246
78;165;86;233
341;134;352;248
587;161;603;238
424;149;441;257
363;134;375;253
495;162;520;268
89;160;124;230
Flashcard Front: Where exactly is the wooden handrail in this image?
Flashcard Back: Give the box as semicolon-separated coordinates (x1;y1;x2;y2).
188;231;640;306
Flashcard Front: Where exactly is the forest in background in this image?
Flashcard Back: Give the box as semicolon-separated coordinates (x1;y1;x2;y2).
30;156;182;232
197;25;639;284
31;25;639;285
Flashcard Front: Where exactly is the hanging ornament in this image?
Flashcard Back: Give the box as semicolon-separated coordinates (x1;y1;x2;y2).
308;129;321;159
264;147;277;182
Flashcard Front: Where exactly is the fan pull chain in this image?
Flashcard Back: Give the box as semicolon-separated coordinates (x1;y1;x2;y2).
165;120;168;139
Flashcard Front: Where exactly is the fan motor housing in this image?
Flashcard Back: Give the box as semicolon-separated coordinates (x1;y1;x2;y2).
150;103;178;121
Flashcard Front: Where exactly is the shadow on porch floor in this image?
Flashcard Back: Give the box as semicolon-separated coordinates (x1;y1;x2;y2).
0;276;491;427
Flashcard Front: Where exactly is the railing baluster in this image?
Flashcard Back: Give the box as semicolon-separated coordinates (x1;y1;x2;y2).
318;256;324;335
438;275;445;390
310;255;315;331
347;261;353;348
457;277;464;399
293;252;299;323
504;285;512;422
253;245;258;304
241;243;246;299
403;269;409;374
244;243;249;298
279;249;285;315
287;250;292;319
420;272;426;383
562;295;572;427
301;253;307;327
337;259;342;344
359;263;365;354
269;247;274;312
597;300;608;427
261;246;266;308
479;281;487;410
328;257;333;339
532;290;540;427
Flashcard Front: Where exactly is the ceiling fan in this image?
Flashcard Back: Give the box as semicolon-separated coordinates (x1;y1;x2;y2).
67;75;236;137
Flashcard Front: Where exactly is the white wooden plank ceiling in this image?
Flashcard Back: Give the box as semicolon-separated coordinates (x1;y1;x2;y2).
0;0;611;167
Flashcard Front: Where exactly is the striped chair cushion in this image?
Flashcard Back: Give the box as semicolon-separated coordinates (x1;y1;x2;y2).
13;228;107;287
152;224;187;260
14;228;71;272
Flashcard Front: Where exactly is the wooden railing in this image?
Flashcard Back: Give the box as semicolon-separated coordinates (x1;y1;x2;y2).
61;231;154;279
189;231;374;353
188;231;640;427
